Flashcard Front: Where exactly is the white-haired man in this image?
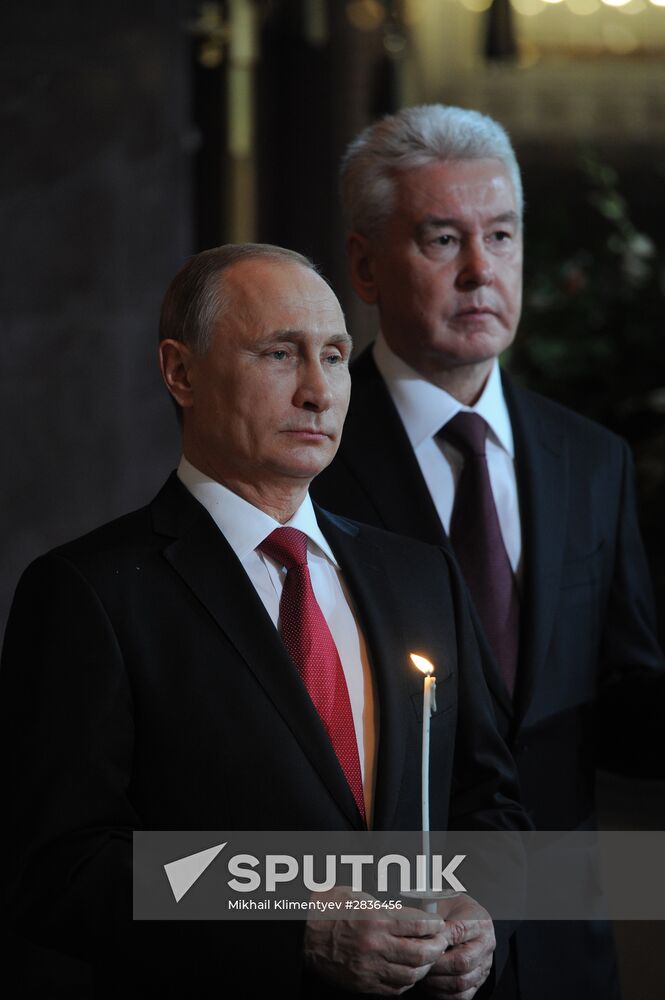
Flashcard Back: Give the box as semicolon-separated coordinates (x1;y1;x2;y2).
313;105;665;999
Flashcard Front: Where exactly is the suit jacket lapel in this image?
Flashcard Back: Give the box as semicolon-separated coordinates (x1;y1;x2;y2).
150;475;364;828
504;378;569;726
316;508;412;831
342;351;446;546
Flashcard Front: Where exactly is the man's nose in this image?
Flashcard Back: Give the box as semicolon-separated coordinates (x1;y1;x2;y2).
292;359;333;411
456;239;493;289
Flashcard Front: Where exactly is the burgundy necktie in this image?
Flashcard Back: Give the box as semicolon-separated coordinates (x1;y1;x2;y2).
259;527;366;821
440;412;519;696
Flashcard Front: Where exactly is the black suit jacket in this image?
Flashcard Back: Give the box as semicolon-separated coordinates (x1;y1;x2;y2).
1;472;525;997
312;347;665;999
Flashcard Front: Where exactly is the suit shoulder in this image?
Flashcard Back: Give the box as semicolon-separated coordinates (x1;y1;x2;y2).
508;381;627;452
33;473;189;574
54;506;153;557
20;503;160;593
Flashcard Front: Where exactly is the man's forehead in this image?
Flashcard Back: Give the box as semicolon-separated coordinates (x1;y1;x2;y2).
395;158;518;212
216;258;347;340
224;255;313;286
224;257;332;305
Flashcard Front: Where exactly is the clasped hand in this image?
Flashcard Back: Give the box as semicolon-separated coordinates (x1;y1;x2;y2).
304;888;494;998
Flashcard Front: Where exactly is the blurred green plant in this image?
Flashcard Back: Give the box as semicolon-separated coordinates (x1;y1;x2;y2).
509;149;665;431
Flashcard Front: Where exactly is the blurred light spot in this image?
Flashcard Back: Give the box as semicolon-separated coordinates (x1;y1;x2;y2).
346;0;385;31
510;0;545;15
617;0;646;13
384;31;407;55
602;22;639;51
566;0;600;14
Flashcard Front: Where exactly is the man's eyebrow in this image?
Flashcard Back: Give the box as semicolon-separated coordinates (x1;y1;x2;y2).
258;330;353;348
491;211;521;226
417;210;521;234
417;216;459;233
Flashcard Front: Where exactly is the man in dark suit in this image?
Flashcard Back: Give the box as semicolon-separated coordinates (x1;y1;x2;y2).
1;243;527;998
312;105;665;999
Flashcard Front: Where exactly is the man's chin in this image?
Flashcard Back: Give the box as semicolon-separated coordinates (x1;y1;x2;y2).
271;452;338;484
429;328;515;368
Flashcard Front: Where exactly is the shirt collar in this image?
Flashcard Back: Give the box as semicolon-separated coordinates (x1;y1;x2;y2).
372;332;514;457
177;457;338;565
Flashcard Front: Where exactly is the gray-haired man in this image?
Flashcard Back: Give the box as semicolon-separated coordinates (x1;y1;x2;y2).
313;104;665;999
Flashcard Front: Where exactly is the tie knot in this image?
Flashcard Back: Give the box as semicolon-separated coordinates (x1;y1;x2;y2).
441;411;488;457
259;527;308;570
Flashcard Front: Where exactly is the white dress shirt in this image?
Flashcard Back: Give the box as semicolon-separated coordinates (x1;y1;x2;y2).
373;333;522;577
177;457;377;822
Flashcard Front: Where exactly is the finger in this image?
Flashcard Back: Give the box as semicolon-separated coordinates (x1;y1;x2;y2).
425;957;492;997
390;910;445;937
378;959;439;992
441;988;481;1000
425;972;490;999
427;961;491;990
432;937;490;975
441;917;494;950
383;929;448;969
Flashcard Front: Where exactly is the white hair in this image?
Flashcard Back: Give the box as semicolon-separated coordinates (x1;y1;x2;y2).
341;104;523;237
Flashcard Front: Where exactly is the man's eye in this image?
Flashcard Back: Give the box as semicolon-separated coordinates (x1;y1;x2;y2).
433;234;455;247
269;350;288;360
492;231;511;242
324;353;342;365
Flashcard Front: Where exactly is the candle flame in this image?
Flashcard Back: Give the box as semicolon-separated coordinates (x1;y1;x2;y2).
410;653;435;676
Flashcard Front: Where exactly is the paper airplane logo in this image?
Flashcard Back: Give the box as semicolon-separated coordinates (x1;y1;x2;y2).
164;842;227;903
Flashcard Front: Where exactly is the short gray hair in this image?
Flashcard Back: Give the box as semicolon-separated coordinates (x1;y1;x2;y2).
341;104;523;237
159;243;316;355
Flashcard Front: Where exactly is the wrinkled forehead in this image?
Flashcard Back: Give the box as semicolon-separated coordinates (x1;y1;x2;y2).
393;158;520;222
217;258;348;342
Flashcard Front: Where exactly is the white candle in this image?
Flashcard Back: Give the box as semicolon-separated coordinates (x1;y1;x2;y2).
410;654;437;912
410;654;437;830
422;673;436;831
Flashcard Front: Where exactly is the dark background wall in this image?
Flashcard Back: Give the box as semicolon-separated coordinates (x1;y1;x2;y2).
1;1;191;636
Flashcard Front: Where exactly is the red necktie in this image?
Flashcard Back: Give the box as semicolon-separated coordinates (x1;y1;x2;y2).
440;412;520;697
259;527;366;821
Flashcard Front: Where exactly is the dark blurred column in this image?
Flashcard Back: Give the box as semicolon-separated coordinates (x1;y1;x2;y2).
255;1;335;275
485;0;517;61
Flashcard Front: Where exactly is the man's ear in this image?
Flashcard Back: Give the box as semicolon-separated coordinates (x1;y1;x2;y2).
347;232;379;305
158;339;196;410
